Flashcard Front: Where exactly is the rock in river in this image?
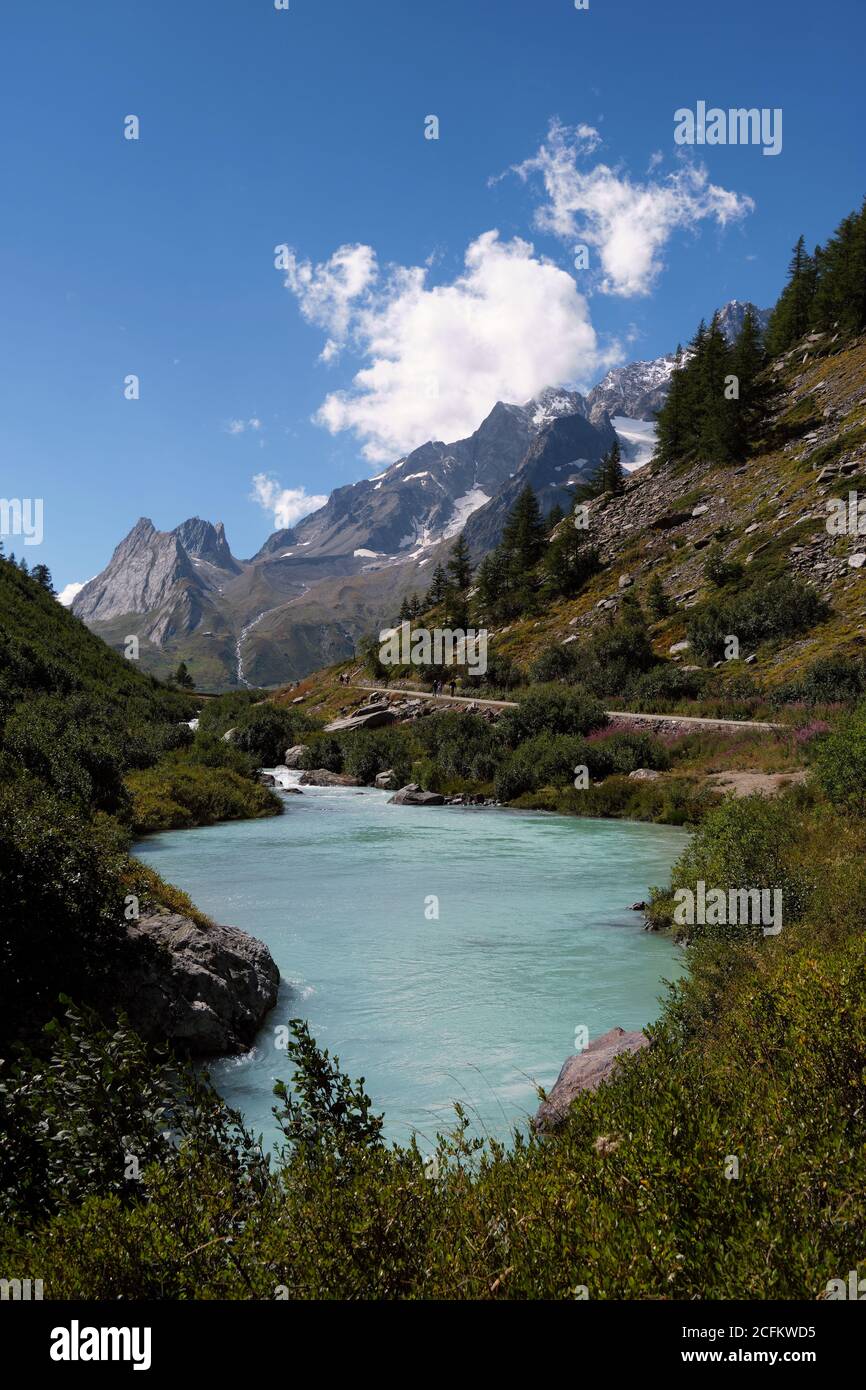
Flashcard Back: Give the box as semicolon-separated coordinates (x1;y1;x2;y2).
299;768;363;787
389;783;445;806
118;912;280;1056
533;1027;649;1132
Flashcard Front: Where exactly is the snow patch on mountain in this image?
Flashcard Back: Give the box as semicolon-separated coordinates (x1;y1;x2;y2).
443;487;491;538
612;416;658;470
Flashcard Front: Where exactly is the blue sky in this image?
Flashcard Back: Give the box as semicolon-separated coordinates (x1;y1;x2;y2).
2;0;865;597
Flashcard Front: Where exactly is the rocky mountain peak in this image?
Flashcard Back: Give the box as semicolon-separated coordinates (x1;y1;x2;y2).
175;517;241;574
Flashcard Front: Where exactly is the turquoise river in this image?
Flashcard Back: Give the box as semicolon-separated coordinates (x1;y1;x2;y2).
135;780;688;1149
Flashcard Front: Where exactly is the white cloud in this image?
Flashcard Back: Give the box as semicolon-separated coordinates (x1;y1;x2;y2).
58;580;89;606
281;243;378;363
250;474;328;529
285;230;618;463
510;120;754;297
227;417;264;435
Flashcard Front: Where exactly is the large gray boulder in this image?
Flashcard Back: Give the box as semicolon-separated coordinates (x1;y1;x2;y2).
283;744;310;768
389;783;445;806
533;1027;649;1132
375;769;399;789
118;912;280;1056
299;768;363;787
324;706;396;733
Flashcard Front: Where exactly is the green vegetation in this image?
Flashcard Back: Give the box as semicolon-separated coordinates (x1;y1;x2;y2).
127;763;280;833
6;745;866;1300
654;306;769;467
0;556;281;1048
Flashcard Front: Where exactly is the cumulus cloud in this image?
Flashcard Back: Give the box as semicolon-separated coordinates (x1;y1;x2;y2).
510;120;754;297
250;474;328;529
57;580;89;606
281;243;378;363
284;231;617;463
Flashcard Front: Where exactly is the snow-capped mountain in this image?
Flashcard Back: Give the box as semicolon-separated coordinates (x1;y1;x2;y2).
288;387;604;563
586;355;678;429
72;299;772;686
716;299;772;345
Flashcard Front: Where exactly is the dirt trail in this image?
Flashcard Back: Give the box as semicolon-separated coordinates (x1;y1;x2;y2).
350;683;784;732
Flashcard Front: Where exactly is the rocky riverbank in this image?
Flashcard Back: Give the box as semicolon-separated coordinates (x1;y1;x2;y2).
108;910;280;1056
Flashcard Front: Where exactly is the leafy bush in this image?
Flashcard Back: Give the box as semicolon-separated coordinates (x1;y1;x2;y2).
776;654;866;705
653;793;814;941
340;729;412;785
0;1002;267;1224
127;764;281;833
494;733;587;801
687;577;828;660
0;779;129;1044
811;703;866;813
498;685;607;743
232;704;319;766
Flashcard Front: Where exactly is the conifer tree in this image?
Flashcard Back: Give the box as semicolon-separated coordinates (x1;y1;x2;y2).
697;312;737;462
601;437;625;494
654;346;688;465
543;527;600;599
30;563;55;594
446;533;473;592
646;573;671;620
729;306;768;459
425;562;448;607
765;236;817;354
172;660;195;689
810;200;866;338
501;485;546;574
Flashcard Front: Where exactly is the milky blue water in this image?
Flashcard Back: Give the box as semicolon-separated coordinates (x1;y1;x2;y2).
135;786;688;1148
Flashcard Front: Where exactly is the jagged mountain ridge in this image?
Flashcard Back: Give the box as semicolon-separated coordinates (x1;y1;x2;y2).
73;390;615;686
72;301;770;687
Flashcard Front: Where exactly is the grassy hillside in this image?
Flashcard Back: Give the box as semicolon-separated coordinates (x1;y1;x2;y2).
0;557;281;1046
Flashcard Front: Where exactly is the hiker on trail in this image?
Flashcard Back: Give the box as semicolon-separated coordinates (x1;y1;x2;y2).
449;679;456;698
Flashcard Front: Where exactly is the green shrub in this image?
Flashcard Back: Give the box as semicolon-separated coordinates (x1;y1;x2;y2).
688;577;828;661
127;764;281;833
811;703;866;812
0;779;129;1044
498;685;607;743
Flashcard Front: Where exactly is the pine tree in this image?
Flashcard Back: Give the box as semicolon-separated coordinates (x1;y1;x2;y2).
397;596;411;623
765;236;817;354
425;562;448;607
729;306;768;459
810;200;866;338
30;563;55;594
697;312;737;462
543;528;600;599
408;593;422;619
446;533;473;592
653;345;689;465
501;485;547;572
18;556;29;576
172;660;195;689
546;502;565;532
474;552;501;616
602;437;625;494
646;574;671;621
